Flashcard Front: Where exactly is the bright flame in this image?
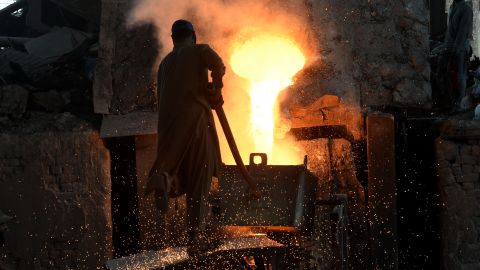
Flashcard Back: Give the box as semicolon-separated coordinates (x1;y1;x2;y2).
230;34;305;163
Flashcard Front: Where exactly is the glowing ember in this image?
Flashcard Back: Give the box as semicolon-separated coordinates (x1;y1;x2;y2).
230;34;305;163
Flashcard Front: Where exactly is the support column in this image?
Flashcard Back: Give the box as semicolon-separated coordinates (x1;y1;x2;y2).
366;113;398;269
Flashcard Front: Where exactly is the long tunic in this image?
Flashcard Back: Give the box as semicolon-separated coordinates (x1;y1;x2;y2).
444;0;473;104
444;0;473;53
152;43;225;230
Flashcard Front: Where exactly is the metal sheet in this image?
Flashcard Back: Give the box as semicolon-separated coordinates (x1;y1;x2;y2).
24;27;92;61
105;235;283;270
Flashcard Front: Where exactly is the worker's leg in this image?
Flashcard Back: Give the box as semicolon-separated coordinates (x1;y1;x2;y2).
455;50;468;109
179;121;218;247
184;155;212;233
186;174;212;240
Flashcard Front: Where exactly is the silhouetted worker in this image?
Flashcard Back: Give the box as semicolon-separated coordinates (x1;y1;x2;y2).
145;19;225;256
444;0;473;110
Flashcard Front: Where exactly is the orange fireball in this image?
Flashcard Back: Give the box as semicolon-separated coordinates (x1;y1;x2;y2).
230;33;305;164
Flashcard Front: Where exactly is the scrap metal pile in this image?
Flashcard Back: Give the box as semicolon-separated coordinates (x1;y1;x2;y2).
0;0;100;127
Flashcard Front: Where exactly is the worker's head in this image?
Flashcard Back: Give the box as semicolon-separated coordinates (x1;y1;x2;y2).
171;19;196;46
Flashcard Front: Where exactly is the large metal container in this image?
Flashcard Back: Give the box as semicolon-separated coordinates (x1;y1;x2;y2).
218;153;317;232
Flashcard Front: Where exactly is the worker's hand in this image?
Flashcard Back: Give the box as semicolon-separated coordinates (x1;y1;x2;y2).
145;171;169;196
213;80;223;91
145;171;171;212
209;94;224;109
207;82;224;109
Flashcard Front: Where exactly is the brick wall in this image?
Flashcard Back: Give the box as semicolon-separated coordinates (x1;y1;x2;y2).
285;0;431;112
0;118;112;270
435;121;480;269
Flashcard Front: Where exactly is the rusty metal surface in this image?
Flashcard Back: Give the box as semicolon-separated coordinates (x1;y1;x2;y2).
218;154;316;232
288;125;354;142
215;106;261;198
105;235;283;270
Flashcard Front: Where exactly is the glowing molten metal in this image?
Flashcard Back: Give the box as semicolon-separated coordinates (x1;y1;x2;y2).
230;34;305;163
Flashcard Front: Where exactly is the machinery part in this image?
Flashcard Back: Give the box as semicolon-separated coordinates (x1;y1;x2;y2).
218;153;316;231
249;153;268;166
330;194;349;270
288;125;355;143
317;194;349;270
215;106;261;198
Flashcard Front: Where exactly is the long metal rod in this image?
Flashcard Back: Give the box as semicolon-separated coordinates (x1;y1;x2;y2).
215;106;261;198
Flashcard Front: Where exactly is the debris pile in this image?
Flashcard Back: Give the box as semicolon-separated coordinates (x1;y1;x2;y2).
0;0;100;129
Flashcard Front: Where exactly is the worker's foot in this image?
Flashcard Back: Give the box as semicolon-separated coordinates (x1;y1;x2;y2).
144;172;171;211
144;171;169;196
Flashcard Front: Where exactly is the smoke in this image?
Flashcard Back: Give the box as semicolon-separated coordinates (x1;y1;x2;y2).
127;0;315;58
127;0;316;164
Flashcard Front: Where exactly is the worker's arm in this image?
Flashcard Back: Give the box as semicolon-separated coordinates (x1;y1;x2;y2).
198;45;225;107
150;59;168;176
452;6;473;54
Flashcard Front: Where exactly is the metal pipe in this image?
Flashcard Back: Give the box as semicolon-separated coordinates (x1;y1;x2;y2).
214;106;261;198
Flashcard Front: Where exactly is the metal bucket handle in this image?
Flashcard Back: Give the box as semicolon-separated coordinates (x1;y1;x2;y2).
249;153;268;166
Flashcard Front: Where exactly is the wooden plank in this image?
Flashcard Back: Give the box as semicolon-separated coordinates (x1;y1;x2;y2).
93;0;116;113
